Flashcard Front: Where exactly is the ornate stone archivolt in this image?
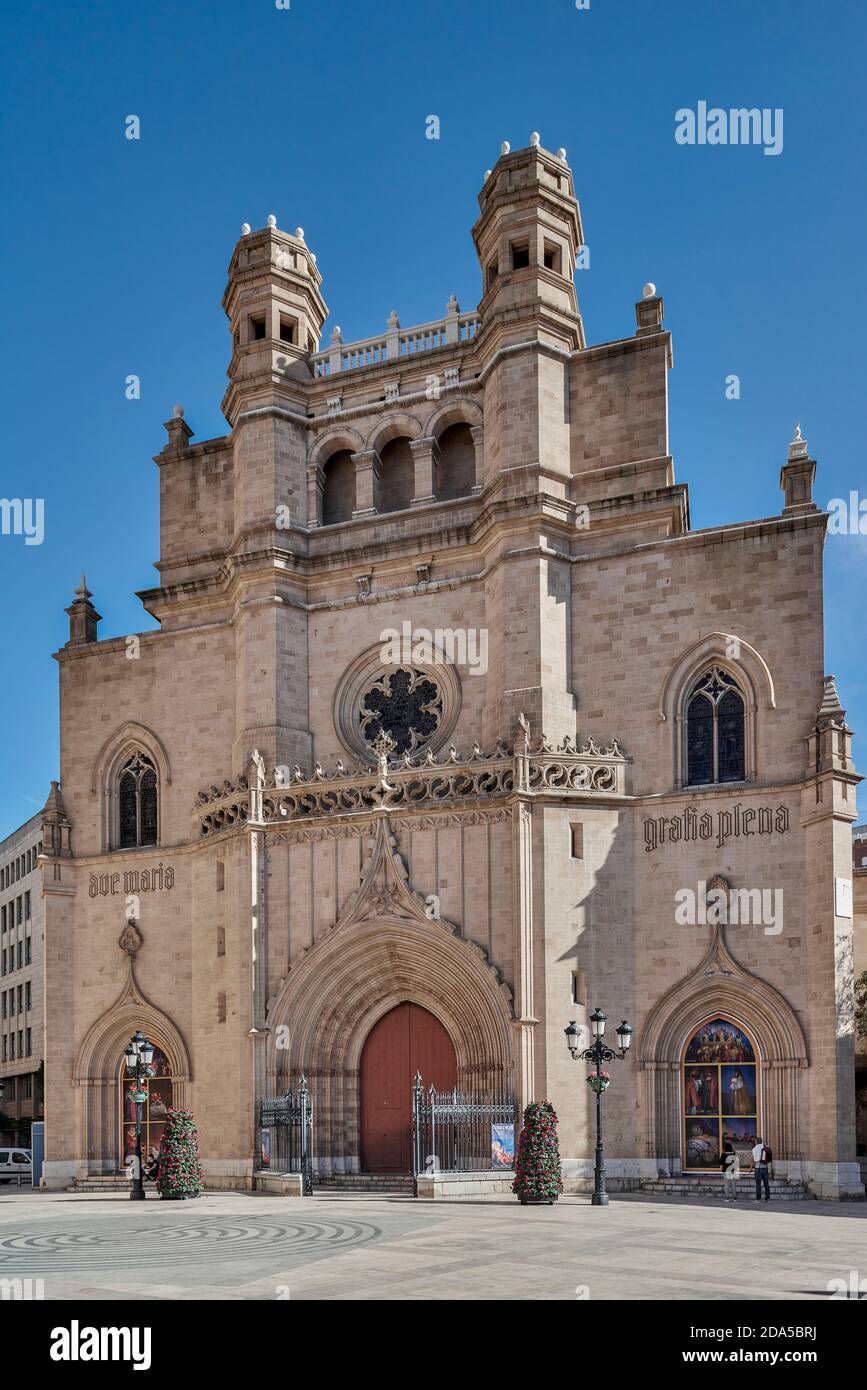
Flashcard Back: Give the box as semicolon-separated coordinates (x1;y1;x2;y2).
639;921;808;1166
263;813;516;1169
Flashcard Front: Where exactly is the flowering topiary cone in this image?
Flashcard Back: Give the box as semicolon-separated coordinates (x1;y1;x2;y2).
157;1107;203;1199
512;1101;563;1204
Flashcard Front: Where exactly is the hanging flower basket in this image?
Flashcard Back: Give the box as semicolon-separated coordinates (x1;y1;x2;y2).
587;1072;610;1094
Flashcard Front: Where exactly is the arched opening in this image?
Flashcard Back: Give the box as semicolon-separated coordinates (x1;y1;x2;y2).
118;751;158;848
685;667;746;785
682;1017;760;1173
377;437;414;514
118;1043;179;1173
359;1002;457;1172
436;422;475;500
322;449;356;525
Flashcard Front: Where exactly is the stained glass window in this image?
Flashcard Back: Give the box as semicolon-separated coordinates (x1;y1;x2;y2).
683;1018;759;1173
685;668;745;786
117;752;159;848
119;1045;175;1173
359;668;442;756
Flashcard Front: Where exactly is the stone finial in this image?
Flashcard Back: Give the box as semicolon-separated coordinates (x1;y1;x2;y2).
483;168;492;180
780;423;816;514
446;294;459;315
330;325;343;343
500;141;511;155
41;780;72;859
530;131;541;146
788;421;809;460
65;575;101;645
557;147;567;160
162;405;194;454
818;675;844;723
294;227;305;241
267;213;277;228
636;284;664;335
387;309;400;329
241;222;251;235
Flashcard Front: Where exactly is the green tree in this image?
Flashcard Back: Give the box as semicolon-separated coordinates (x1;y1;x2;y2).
856;971;867;1039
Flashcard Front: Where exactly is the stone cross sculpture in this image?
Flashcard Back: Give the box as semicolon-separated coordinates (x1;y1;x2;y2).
371;729;397;800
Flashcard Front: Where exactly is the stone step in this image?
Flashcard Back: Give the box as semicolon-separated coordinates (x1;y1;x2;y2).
316;1174;416;1192
641;1177;808;1199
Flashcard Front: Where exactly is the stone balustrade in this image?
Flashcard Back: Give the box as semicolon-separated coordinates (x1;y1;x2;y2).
195;735;629;837
311;299;482;379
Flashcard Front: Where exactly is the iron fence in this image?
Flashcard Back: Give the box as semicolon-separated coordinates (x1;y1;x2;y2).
258;1077;313;1195
412;1073;518;1176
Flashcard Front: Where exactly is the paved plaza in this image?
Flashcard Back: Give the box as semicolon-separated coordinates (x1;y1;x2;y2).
0;1189;864;1301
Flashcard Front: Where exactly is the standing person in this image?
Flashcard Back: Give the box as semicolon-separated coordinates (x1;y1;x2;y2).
752;1136;772;1200
719;1141;739;1200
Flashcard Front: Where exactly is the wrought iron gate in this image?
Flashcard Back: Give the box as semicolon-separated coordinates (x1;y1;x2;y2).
258;1077;314;1194
412;1073;518;1175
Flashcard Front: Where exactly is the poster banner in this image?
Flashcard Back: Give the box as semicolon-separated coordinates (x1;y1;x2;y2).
491;1123;515;1169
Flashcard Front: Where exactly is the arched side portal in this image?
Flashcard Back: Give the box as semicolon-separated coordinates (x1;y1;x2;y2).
639;926;808;1173
265;914;515;1176
74;968;191;1176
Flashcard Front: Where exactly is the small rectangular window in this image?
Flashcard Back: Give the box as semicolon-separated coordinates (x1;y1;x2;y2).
217;925;226;958
543;241;561;273
217;991;227;1023
486;260;499;291
511;242;530;270
570;823;583;859
279;317;295;344
216;861;225;892
571;969;586;1007
250;314;267;341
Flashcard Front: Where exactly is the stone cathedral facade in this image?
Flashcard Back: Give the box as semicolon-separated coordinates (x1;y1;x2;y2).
41;138;862;1198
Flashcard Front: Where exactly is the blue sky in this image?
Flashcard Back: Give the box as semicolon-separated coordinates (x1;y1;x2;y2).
0;0;864;838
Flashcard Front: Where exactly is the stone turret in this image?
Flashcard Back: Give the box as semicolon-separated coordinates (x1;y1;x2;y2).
221;215;328;425
472;133;585;356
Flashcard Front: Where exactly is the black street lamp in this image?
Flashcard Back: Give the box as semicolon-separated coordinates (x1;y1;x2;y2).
124;1031;155;1202
565;1009;633;1207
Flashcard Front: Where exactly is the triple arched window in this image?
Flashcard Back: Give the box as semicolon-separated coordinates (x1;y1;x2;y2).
685;667;746;786
117;752;158;848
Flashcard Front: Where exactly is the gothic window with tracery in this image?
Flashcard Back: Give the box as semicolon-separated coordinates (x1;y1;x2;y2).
118;752;159;848
359;668;443;756
685;667;746;786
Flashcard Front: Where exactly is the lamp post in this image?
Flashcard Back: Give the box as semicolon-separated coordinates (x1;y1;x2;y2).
124;1031;155;1201
565;1008;633;1207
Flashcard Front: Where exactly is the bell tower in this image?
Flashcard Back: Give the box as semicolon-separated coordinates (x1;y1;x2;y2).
221;216;328;425
220;216;326;773
472;133;585;357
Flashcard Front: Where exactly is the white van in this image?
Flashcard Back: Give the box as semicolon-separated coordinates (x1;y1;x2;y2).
0;1149;32;1183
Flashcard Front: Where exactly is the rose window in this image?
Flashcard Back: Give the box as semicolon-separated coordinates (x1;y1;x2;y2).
359;667;443;756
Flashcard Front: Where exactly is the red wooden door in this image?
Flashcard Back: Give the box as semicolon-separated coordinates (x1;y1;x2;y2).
360;1003;457;1172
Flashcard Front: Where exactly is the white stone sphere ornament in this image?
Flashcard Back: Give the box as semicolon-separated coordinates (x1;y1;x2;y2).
643;283;657;298
241;222;251;235
500;141;510;155
530;131;541;146
267;214;277;228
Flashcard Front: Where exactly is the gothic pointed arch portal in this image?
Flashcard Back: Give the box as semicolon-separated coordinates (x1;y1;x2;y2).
264;814;515;1175
639;917;808;1172
73;935;191;1177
